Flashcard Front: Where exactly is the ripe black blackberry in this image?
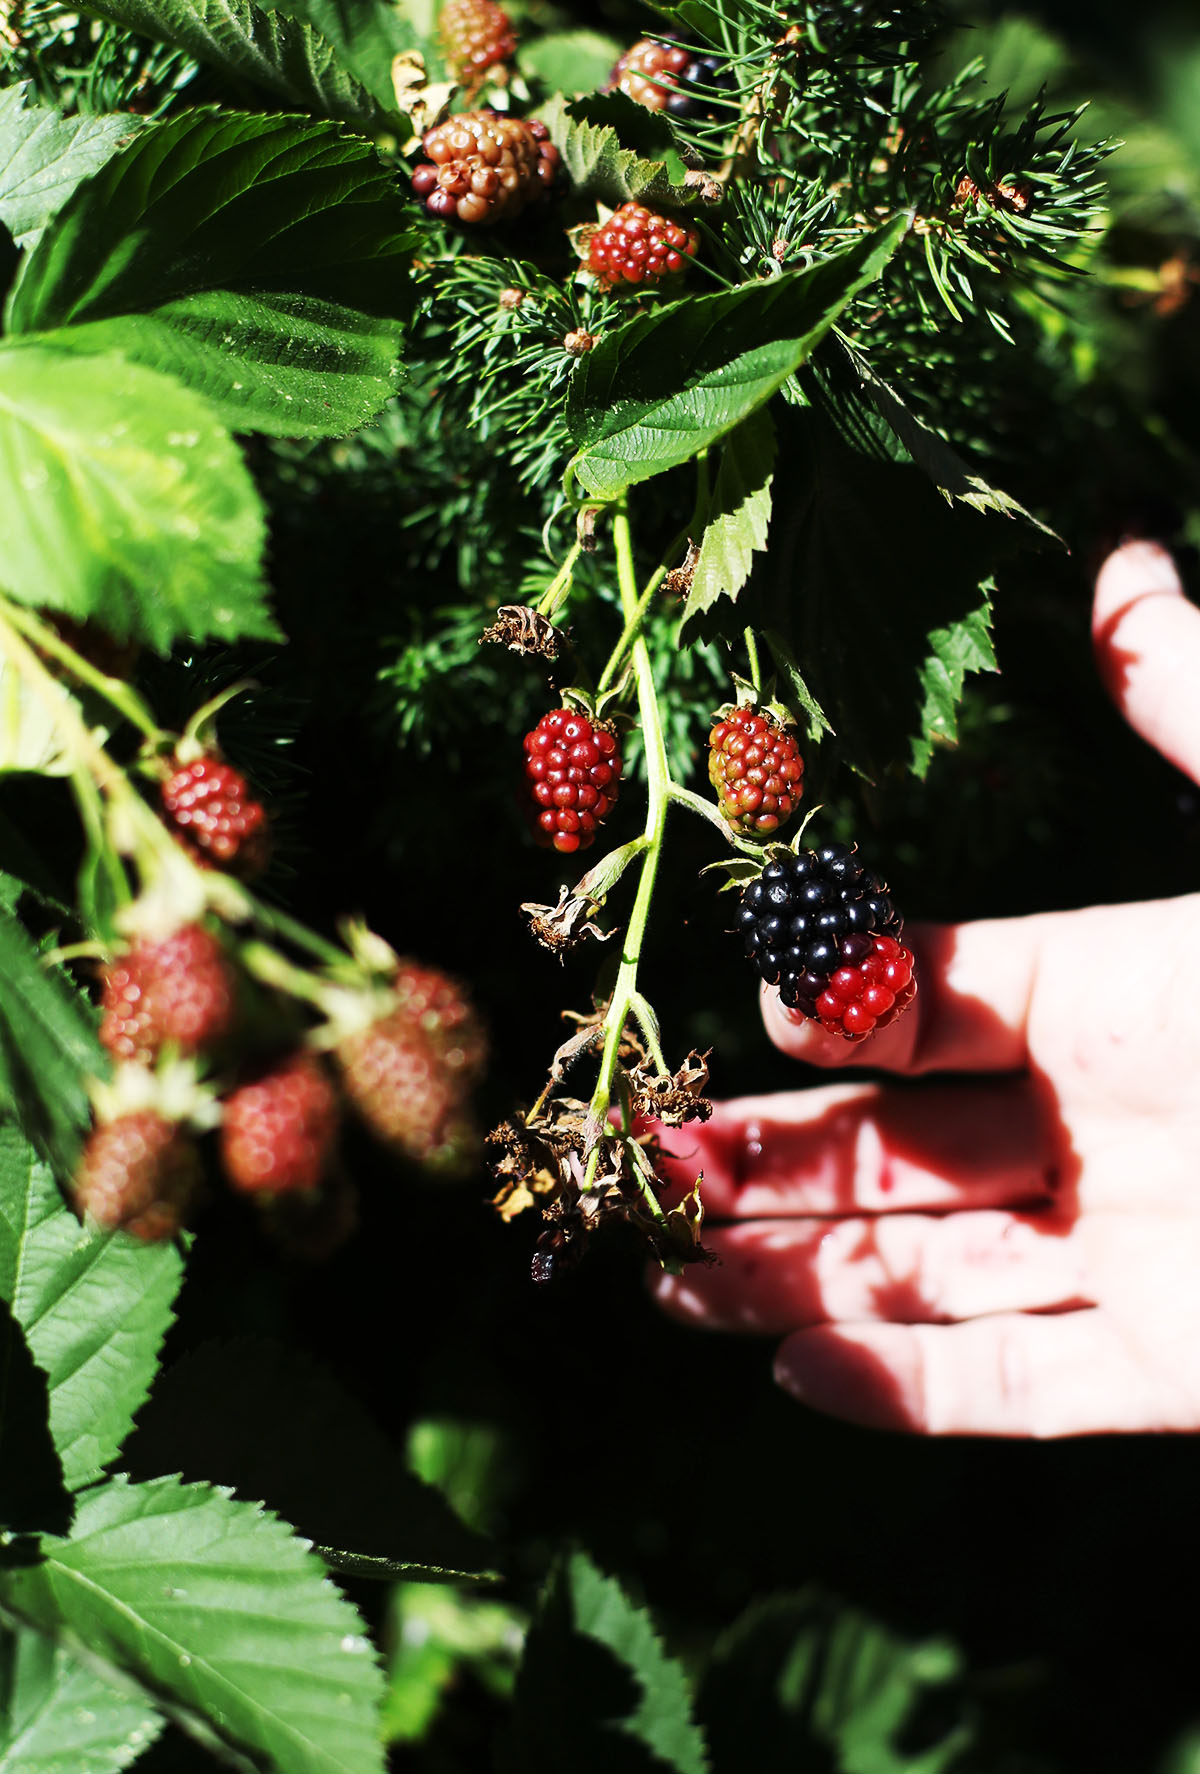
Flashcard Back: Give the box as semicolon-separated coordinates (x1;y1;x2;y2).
737;843;904;1017
664;54;738;122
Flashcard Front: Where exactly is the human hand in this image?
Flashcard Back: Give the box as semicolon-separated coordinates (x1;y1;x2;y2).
653;540;1200;1437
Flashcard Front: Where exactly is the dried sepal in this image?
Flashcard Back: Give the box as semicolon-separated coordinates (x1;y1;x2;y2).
628;1049;713;1126
521;884;613;959
664;540;699;600
480;604;562;659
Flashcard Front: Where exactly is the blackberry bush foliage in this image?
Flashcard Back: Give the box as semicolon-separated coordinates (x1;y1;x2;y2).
0;0;1188;1767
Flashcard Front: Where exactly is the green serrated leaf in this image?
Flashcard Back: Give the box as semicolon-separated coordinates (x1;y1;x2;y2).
263;0;419;109
911;593;997;777
9;111;415;438
505;1549;709;1774
0;1623;164;1774
700;1589;971;1774
0;1475;387;1774
0;85;135;255
754;403;1012;779
842;343;1060;538
0;893;100;1177
687;407;775;619
0;344;273;652
567;219;909;501
540;91;692;209
520;31;624;95
75;0;386;126
0;1124;184;1492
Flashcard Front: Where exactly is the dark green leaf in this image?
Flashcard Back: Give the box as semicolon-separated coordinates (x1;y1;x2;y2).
520;31;624;95
9;111;415;438
0;86;133;254
0;890;99;1176
686;407;776;619
0;1299;70;1536
0;1475;387;1774
540;91;693;210
75;0;385;126
842;343;1059;537
567;219;909;500
0;1623;164;1773
700;1589;972;1774
505;1549;708;1774
0;344;273;652
264;0;419;110
124;1337;499;1582
0;1123;184;1492
751;404;1012;778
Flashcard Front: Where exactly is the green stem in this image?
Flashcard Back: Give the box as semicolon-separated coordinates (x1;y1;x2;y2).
536;539;584;620
242;895;346;967
239;940;341;1013
744;626;763;697
1;599;161;741
582;500;673;1242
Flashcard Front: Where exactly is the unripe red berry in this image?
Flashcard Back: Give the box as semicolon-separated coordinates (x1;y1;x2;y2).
336;1013;478;1175
413;111;558;225
438;0;516;81
586;202;699;291
607;38;691;110
522;708;623;855
810;934;917;1042
708;708;804;835
99;924;236;1064
220;1053;340;1196
74;1112;201;1242
160;755;269;877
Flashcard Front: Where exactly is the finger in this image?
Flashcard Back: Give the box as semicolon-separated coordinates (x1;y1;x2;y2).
653;1211;1087;1336
654;1079;1058;1219
761;915;1048;1075
774;1311;1195;1437
1093;540;1200;785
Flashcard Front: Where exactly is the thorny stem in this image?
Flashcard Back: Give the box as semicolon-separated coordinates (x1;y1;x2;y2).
582;501;673;1240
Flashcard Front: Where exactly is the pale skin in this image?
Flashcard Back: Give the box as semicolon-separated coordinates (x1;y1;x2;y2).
652;541;1200;1436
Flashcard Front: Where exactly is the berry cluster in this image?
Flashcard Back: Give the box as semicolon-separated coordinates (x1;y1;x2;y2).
437;0;516;82
708;708;804;835
411;111;558;225
737;844;916;1041
523;707;622;854
160;754;269;877
76;937;487;1239
586;203;700;291
607;38;691;110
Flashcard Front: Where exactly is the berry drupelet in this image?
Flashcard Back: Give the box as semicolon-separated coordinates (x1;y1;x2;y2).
523;708;622;854
708;708;804;835
608;38;691;109
586;202;700;291
438;0;516;83
411;111;558;225
737;844;916;1041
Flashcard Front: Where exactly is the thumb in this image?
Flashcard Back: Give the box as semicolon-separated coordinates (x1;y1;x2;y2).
1092;540;1200;786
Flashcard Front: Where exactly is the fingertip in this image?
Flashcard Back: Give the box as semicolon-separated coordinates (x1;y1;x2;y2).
1091;540;1200;784
774;1325;922;1432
